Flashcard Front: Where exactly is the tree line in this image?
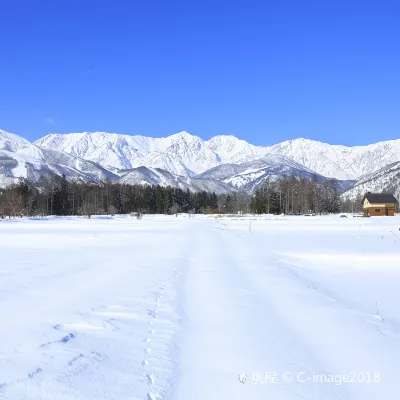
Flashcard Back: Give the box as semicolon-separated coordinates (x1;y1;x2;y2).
250;177;344;214
0;174;358;218
0;175;249;218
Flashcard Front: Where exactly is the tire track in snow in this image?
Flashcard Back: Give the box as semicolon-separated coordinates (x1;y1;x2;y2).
173;220;350;400
215;219;398;399
222;220;400;340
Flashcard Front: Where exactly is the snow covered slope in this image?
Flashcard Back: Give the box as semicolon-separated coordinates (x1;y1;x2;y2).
342;161;400;200
198;154;326;192
35;131;217;175
0;130;118;187
0;149;44;187
119;166;235;194
35;132;160;173
4;128;400;193
268;138;400;180
34;131;269;176
206;135;269;163
19;146;118;183
0;129;31;152
35;131;400;180
0;147;118;188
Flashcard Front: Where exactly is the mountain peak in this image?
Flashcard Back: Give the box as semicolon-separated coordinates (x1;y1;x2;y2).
0;128;31;152
280;137;322;145
207;135;243;145
209;134;239;140
167;131;202;142
167;131;190;137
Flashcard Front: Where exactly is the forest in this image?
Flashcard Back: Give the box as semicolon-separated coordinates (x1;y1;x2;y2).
0;174;361;218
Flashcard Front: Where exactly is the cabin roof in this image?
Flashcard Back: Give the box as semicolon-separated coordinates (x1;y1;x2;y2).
363;192;399;204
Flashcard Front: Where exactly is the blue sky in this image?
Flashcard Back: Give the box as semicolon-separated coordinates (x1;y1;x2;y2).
0;0;399;145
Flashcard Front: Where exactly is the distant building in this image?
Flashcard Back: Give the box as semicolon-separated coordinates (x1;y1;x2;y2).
362;192;399;216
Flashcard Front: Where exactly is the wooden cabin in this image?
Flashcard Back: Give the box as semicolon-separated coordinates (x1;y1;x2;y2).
362;192;399;216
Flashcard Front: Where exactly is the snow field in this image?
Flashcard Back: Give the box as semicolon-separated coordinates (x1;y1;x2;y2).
0;214;400;399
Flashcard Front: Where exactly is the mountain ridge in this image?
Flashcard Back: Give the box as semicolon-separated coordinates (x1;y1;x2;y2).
2;128;400;196
341;161;400;200
34;130;400;181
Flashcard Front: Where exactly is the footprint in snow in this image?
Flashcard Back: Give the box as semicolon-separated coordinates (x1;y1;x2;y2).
40;332;76;348
147;374;155;385
67;353;84;366
148;310;157;318
28;367;42;379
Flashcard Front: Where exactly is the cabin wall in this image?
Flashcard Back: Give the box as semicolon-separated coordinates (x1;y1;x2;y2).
367;207;386;216
364;206;396;216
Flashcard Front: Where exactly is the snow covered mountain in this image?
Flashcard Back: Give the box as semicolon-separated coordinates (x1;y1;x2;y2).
0;129;31;152
0;130;118;188
3;128;400;196
268;138;400;180
35;132;164;173
34;131;269;176
206;135;269;163
342;161;400;200
197;154;328;192
20;146;118;182
0;130;237;193
118;167;235;194
35;131;400;181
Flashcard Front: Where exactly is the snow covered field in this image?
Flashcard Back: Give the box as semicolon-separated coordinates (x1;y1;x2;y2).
1;214;400;399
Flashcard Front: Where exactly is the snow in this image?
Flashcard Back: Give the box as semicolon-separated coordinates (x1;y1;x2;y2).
3;128;400;194
34;131;221;176
0;130;31;152
1;214;400;399
33;132;400;181
0;131;119;188
268;137;400;180
119;167;235;194
342;161;400;200
0;149;43;187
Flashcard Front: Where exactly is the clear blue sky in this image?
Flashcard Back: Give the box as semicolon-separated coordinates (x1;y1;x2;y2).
1;0;399;145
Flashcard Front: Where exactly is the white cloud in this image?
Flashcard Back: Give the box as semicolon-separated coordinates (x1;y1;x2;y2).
44;117;55;125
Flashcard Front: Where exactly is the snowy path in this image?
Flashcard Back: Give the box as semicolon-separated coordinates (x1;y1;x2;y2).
1;215;400;399
175;219;397;399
